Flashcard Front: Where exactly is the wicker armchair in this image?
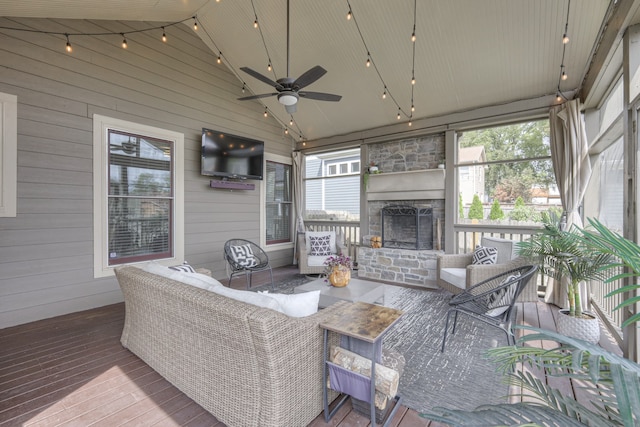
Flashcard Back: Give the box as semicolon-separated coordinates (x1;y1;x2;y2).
298;231;348;275
441;265;538;351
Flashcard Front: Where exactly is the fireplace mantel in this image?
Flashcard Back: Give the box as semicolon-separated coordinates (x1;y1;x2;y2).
366;169;445;201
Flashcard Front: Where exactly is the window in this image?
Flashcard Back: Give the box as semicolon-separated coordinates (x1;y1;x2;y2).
265;160;292;245
305;148;360;221
456;120;555;225
0;92;17;218
597;138;623;231
93;115;184;277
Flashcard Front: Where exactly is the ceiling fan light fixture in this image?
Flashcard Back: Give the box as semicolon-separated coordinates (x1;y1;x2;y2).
278;92;298;106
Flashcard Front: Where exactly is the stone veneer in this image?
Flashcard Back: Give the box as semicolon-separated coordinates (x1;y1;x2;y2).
357;247;443;289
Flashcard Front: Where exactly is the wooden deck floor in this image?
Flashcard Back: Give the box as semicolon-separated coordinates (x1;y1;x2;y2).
0;266;620;426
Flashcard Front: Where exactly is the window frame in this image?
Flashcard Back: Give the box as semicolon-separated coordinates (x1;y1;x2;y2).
93;115;184;278
261;152;294;251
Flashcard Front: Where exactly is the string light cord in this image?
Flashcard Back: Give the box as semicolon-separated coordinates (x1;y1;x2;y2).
250;0;277;78
346;0;411;120
555;0;571;102
410;0;417;122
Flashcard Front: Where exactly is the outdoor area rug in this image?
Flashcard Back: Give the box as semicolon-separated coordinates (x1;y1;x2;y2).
251;275;510;415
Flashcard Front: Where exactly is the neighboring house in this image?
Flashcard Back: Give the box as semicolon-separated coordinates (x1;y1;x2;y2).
458;146;486;204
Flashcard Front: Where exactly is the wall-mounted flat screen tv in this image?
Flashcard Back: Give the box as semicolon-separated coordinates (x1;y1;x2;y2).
201;128;264;180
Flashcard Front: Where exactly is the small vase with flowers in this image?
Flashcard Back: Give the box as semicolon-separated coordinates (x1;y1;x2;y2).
324;254;353;287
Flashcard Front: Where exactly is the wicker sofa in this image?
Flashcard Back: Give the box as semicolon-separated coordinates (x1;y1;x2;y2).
115;265;343;427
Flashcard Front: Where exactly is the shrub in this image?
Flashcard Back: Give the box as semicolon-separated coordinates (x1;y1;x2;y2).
468;194;484;220
488;199;504;220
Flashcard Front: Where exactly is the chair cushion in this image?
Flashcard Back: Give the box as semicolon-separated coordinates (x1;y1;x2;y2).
485;273;521;317
480;237;516;264
258;290;321;317
230;244;259;267
439;267;467;289
305;231;336;254
309;234;332;256
472;245;498;265
307;255;332;267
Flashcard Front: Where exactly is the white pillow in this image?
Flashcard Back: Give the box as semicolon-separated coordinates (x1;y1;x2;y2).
211;286;281;311
141;262;223;291
305;231;336;254
258;290;321;317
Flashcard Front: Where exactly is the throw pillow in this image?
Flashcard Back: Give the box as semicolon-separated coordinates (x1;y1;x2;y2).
258;290;321;317
309;235;332;256
230;244;259;268
305;231;336;254
142;262;223;290
169;262;196;273
485;273;521;317
472;245;498;265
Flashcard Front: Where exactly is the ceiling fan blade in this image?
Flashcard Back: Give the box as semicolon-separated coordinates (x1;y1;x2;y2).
298;91;342;102
240;67;284;90
237;93;279;101
293;66;327;90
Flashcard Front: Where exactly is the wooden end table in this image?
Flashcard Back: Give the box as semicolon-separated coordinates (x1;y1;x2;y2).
320;301;404;426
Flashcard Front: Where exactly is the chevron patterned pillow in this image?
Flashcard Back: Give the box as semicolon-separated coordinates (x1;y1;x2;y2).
230;244;259;267
472;245;498;265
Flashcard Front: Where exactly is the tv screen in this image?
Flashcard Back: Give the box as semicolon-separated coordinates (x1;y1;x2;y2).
201;128;264;180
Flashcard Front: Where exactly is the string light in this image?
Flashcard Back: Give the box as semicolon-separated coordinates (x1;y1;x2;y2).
411;75;416;85
217;52;222;64
561;66;567;80
562;32;569;44
408;120;412;127
347;7;352;20
65;34;72;53
254;18;258;28
267;62;272;71
411;104;415;112
264;107;268;118
289;118;293;126
162;27;167;42
382;87;387;99
366;53;371;67
121;33;127;49
241;83;246;93
192;17;198;31
284;127;289;135
554;1;571;104
397;109;401;120
556;91;562;102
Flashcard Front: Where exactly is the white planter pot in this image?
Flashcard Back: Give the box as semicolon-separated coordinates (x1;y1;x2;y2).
556;309;600;344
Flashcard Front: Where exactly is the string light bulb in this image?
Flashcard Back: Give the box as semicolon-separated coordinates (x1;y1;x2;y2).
121;34;128;49
382;87;387;99
366;53;371;68
65;34;72;53
217;52;222;64
289;118;293;126
411;104;415;112
162;27;167;42
254;18;258;28
264;107;268;118
556;92;562;102
411;27;416;42
411;75;416;85
193;17;198;31
241;83;246;93
267;62;272;71
284;127;289;135
562;33;569;44
397;109;401;120
347;8;352;20
561;67;567;80
408;120;412;127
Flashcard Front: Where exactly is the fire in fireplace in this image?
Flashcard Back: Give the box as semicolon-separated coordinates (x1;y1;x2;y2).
381;204;433;250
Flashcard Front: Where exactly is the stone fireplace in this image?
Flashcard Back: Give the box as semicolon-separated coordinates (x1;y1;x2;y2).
357;134;446;288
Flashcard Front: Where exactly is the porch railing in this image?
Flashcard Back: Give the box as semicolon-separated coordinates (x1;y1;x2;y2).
303;220;361;264
590;266;625;346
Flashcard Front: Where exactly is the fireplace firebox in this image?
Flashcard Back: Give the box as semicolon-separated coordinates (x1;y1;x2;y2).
381;205;433;250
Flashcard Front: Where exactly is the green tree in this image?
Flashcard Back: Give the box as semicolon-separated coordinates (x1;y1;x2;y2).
468;194;484;220
488;199;504;220
459;121;553;203
509;196;538;222
458;193;464;219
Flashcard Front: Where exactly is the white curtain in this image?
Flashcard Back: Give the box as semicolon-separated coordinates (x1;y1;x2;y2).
547;99;593;307
292;151;306;264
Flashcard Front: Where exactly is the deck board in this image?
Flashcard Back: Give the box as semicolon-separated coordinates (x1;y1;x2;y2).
0;266;620;426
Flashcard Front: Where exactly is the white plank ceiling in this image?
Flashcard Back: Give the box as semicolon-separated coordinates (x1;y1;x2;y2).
0;0;631;141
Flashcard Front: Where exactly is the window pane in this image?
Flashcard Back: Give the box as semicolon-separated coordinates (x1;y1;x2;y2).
598;138;623;231
108;198;171;263
304;148;360;221
456;120;556;225
108;130;173;264
266;161;292;244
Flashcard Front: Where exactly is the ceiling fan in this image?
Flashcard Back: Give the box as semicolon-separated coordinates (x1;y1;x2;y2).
237;0;342;114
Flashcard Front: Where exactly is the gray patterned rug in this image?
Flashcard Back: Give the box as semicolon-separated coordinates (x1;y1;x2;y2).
251;274;509;414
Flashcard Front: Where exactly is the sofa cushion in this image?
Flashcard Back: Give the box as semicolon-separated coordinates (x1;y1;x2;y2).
305;231;336;254
142;262;223;291
439;267;467;290
472;245;498;265
480;236;516;264
309;235;332;256
211;286;281;311
258;290;321;317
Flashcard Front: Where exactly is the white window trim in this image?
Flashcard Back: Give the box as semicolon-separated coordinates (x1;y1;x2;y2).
92;114;184;278
261;152;293;251
0;92;17;218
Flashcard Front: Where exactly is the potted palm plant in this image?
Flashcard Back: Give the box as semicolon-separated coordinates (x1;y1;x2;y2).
516;211;613;343
421;217;640;426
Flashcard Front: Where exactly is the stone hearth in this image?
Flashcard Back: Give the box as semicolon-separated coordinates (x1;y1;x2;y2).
357;247;443;289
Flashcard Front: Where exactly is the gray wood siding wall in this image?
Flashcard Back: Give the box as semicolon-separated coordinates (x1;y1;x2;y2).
0;17;293;328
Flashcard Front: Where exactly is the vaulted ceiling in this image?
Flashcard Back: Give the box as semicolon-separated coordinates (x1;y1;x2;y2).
0;0;638;142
